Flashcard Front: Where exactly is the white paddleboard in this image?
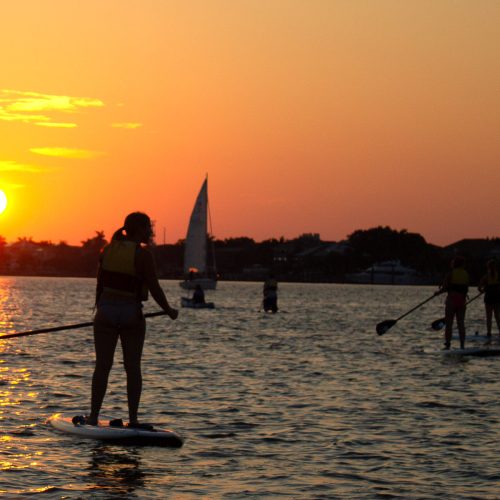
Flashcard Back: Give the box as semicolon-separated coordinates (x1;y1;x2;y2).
446;334;499;342
48;413;183;447
430;347;500;358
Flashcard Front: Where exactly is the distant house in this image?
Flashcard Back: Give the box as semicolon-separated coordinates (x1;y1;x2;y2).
5;240;41;273
242;264;269;280
295;241;350;259
444;239;500;259
273;242;295;264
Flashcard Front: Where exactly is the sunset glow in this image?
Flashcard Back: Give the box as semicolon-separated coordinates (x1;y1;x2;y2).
0;191;7;214
0;1;498;246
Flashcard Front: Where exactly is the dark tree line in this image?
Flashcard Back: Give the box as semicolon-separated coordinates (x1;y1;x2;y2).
1;226;499;284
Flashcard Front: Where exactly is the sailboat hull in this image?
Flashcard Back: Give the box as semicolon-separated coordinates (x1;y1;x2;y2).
179;278;217;290
181;297;215;308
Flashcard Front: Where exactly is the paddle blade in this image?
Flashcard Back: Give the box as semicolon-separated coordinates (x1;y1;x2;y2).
376;320;397;335
431;318;445;331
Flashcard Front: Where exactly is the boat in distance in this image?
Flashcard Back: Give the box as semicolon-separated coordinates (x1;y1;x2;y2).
346;260;432;285
180;277;217;290
179;176;217;290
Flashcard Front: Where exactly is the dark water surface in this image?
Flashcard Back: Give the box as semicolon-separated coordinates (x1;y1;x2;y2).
0;277;499;498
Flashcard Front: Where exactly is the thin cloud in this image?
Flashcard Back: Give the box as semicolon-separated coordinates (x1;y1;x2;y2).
112;122;142;129
1;182;25;190
0;160;50;173
30;147;105;159
0;89;104;126
35;122;78;128
1;89;103;112
0;109;50;123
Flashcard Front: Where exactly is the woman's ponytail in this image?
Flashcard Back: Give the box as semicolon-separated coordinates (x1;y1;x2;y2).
111;226;126;241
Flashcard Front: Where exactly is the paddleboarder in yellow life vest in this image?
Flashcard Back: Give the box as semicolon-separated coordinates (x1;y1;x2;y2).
87;212;178;428
438;256;469;350
478;259;500;339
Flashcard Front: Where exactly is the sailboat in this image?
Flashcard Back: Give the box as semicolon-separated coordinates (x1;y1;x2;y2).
179;176;217;290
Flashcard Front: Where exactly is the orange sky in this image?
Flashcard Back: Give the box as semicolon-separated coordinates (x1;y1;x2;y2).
0;1;498;247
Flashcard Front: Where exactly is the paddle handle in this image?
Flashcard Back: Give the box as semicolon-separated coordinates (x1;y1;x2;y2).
395;293;440;322
0;310;169;340
466;291;484;305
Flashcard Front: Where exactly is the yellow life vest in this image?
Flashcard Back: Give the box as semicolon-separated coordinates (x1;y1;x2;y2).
99;240;148;301
264;279;277;291
449;268;469;294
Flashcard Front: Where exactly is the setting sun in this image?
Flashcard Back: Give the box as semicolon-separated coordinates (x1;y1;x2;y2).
0;190;7;214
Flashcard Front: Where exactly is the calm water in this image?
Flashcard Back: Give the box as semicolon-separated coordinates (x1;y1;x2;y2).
0;277;499;499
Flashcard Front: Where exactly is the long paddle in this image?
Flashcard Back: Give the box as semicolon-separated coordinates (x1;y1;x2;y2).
430;291;484;331
376;293;441;335
0;310;169;340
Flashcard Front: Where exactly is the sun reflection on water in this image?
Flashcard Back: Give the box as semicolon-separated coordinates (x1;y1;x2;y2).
0;278;33;411
0;279;499;498
0;278;16;335
0;366;31;407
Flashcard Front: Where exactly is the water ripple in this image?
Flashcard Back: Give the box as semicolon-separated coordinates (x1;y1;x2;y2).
0;279;499;498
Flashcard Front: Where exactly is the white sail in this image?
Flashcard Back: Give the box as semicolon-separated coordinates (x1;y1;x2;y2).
180;176;217;290
183;178;208;274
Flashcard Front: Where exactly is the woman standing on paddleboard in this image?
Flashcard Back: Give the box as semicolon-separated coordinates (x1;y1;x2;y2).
478;259;500;339
87;212;178;427
439;256;469;350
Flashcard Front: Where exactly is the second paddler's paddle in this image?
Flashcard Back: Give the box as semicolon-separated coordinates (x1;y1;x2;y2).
376;292;441;335
430;291;484;331
0;310;170;340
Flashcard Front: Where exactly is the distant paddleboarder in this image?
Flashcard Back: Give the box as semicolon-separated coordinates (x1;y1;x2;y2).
87;212;178;428
438;256;469;350
478;259;500;339
192;284;205;305
263;273;278;313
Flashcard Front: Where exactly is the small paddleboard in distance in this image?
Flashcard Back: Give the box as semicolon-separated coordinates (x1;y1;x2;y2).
48;413;183;447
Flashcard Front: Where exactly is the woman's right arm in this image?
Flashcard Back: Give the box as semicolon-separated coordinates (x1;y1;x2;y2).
141;249;178;319
437;272;450;295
